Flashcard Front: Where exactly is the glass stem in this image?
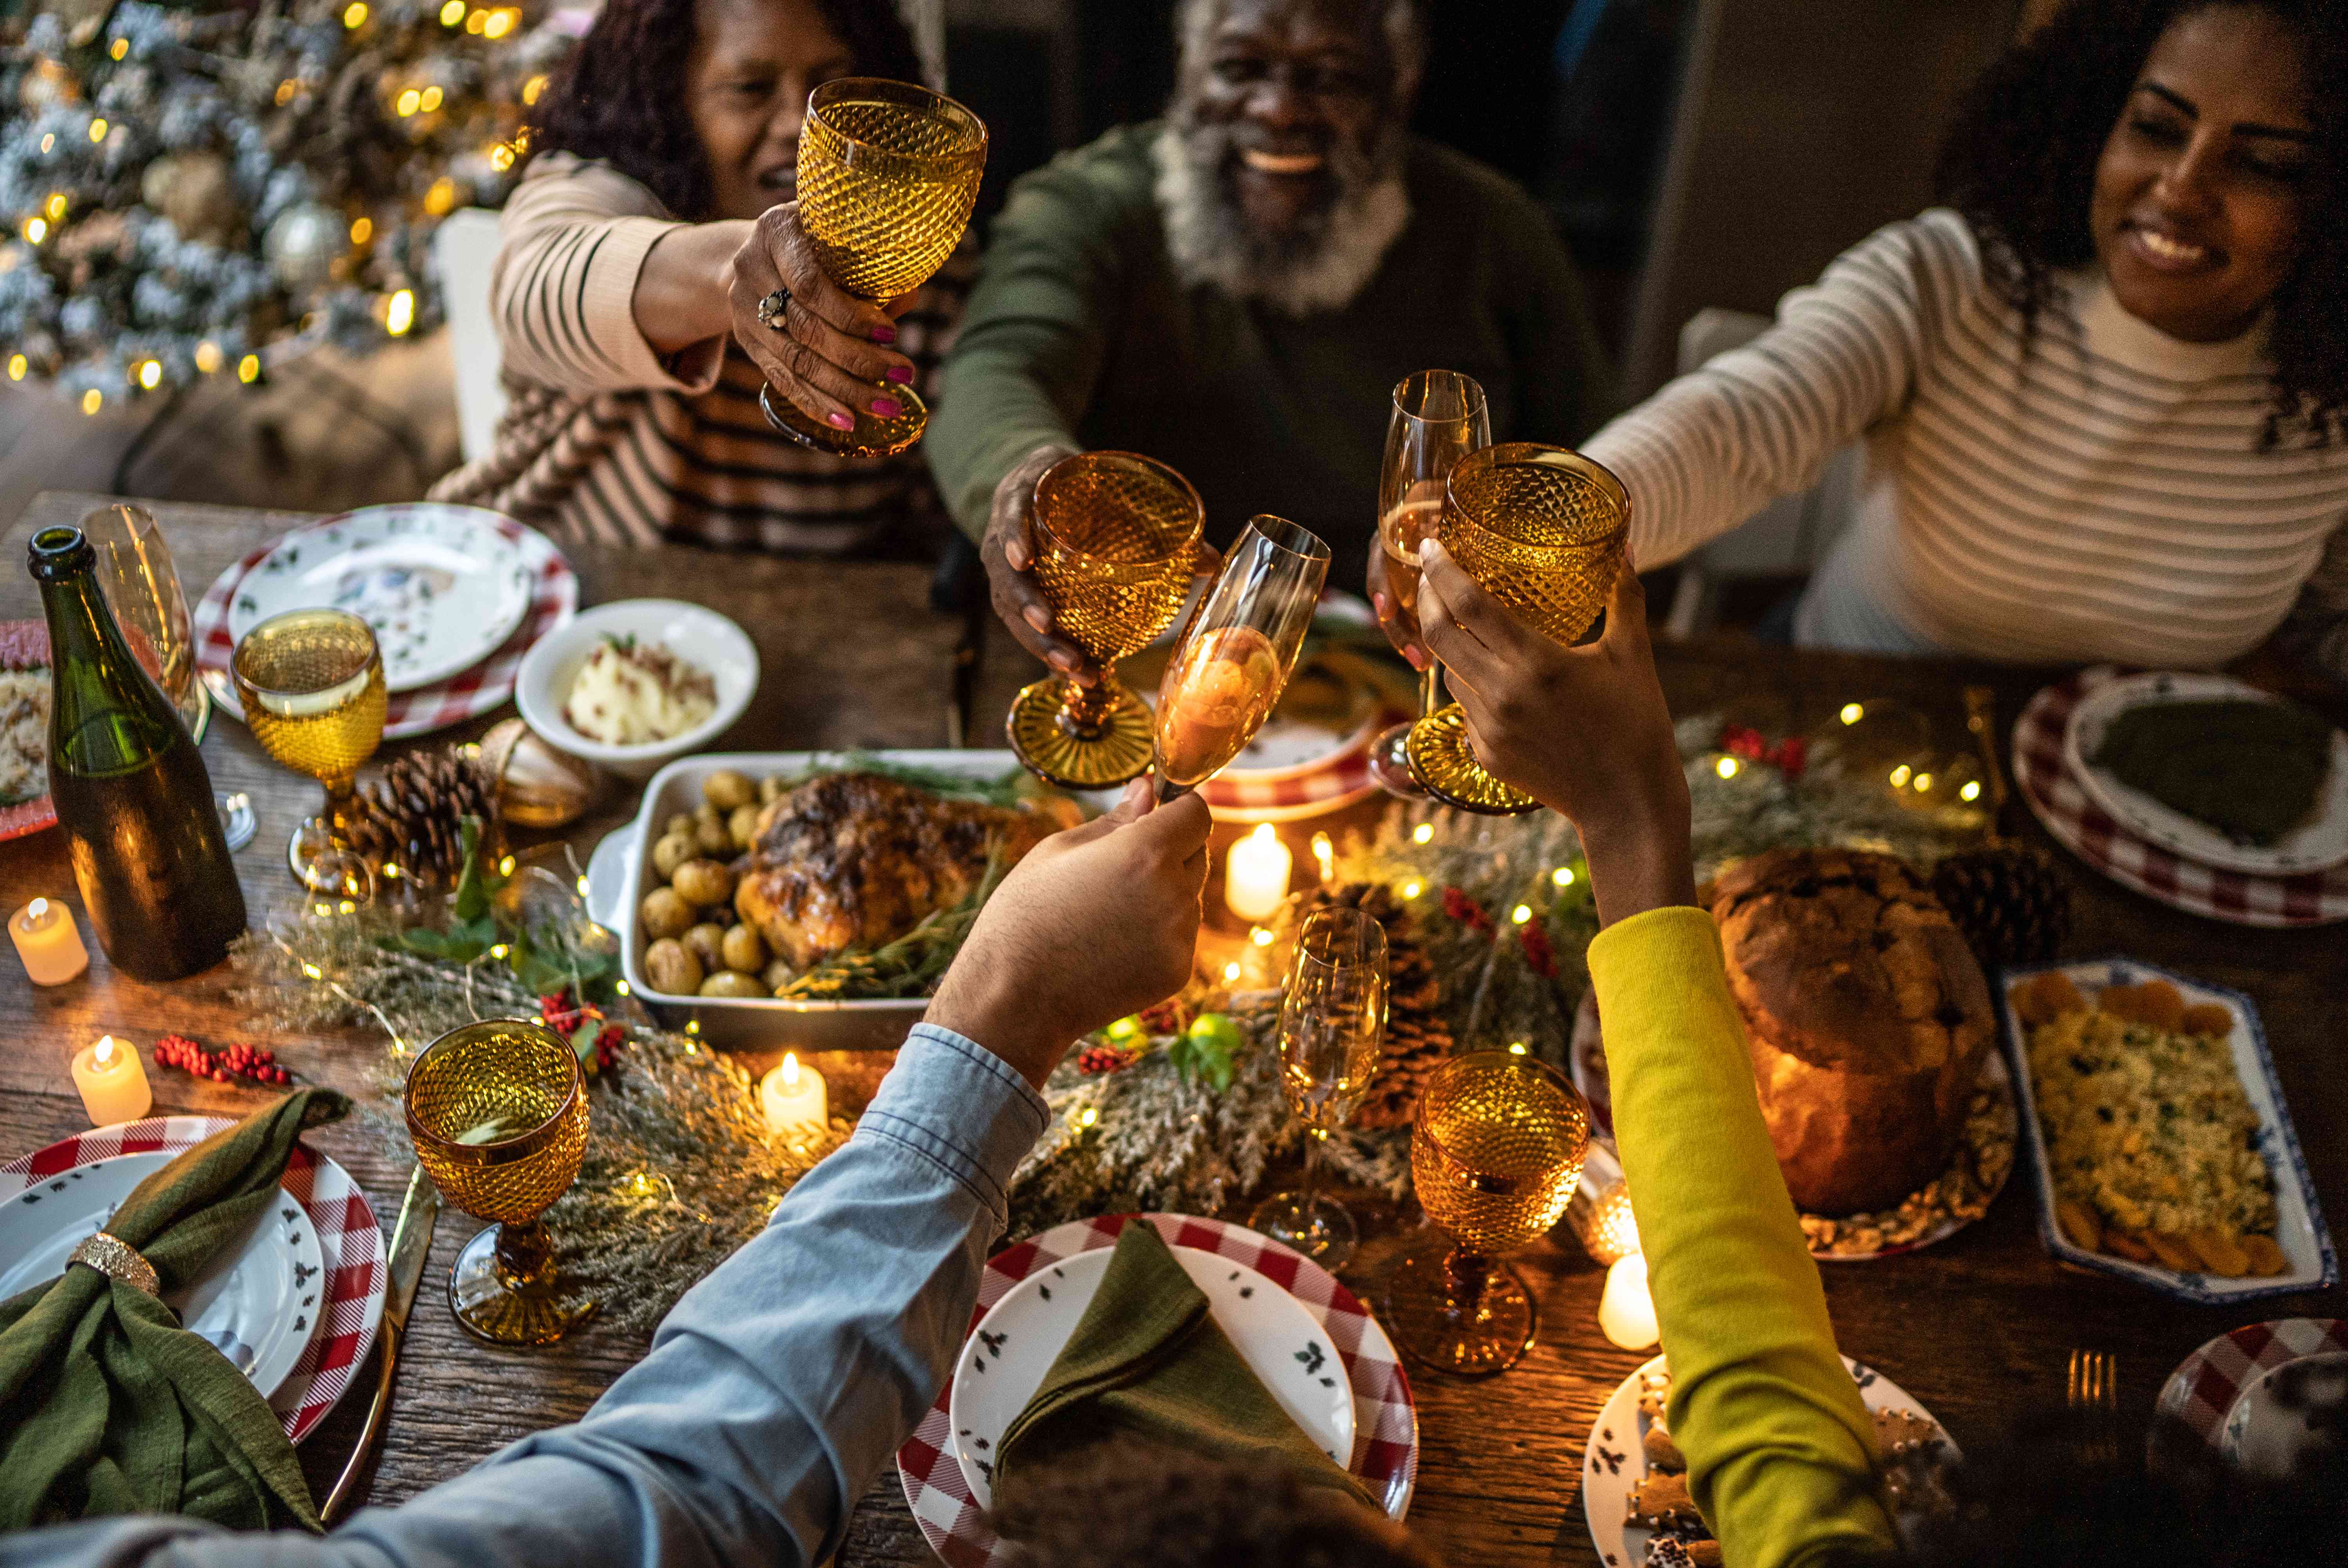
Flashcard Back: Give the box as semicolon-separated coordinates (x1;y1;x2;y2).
1057;669;1121;739
1418;663;1440;719
1445;1247;1491;1320
493;1217;557;1293
1299;1127;1323;1212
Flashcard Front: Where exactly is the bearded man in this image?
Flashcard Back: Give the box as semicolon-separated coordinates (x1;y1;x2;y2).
924;0;1616;679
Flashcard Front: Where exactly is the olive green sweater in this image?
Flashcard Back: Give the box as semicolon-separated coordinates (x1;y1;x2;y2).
925;124;1616;586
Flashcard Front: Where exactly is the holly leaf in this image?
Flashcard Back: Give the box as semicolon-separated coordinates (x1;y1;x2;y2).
568;1016;603;1067
450;818;506;924
1166;1024;1236;1093
394;927;489;964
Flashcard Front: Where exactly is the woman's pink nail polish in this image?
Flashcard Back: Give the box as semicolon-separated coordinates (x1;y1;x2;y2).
886;365;913;384
826;411;855;430
870;399;901;417
1372;593;1388;616
1404;647;1429;671
870;324;898;344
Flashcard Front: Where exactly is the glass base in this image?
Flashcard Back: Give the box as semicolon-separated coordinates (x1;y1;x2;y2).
447;1222;598;1347
1366;721;1427;799
1383;1246;1538;1377
1005;676;1155;789
287;820;376;905
1405;706;1541;816
1250;1189;1358;1268
760;381;927;460
216;791;256;852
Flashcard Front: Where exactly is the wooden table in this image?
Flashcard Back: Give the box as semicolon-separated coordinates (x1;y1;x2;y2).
2;491;2342;1566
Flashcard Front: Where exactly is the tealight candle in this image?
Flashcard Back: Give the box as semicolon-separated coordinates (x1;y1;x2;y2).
1224;823;1292;922
759;1052;826;1146
1598;1251;1659;1350
71;1035;152;1127
11;898;89;986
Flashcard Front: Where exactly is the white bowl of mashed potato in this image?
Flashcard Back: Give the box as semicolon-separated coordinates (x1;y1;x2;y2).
517;600;758;780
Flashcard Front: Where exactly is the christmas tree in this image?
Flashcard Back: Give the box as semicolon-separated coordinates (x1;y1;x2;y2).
0;0;574;414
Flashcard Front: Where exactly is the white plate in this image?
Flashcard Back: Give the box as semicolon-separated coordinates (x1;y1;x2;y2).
2063;671;2348;876
946;1244;1357;1509
226;503;535;692
1997;957;2337;1305
0;1152;326;1400
1583;1353;1952;1566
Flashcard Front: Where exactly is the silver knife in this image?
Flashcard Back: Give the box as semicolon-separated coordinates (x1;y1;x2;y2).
322;1164;439;1523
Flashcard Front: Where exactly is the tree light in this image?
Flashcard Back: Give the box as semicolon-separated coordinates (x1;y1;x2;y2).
1552;866;1575;887
81;388;101;415
1222;961;1241;983
1401;879;1423;899
465;7;486;31
1960;780;1982;802
1412;822;1433;844
40;133;55;153
89;118;108;142
236;354;261;383
342;2;367;27
1840;702;1864;725
110;38;128;59
44;192;67;221
350;216;372;244
420;85;443;111
523;73;549;104
6;355;25;381
489;143;516;172
1250;926;1273;946
1510;904;1532;925
1889;764;1911;789
1716;755;1739;779
276;79;298;106
396;88;421;117
385;289;415;336
137;360;161;390
423;177;457;216
441;0;464;22
483;7;516;36
193;342;221;374
22;218;46;245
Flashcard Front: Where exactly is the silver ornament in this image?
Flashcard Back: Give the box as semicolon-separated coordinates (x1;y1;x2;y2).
262;201;348;293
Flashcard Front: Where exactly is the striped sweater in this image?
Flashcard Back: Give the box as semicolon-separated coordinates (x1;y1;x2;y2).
1585;209;2348;676
429;153;969;553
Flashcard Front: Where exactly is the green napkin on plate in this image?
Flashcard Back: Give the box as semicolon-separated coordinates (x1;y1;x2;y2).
992;1223;1375;1511
0;1088;349;1533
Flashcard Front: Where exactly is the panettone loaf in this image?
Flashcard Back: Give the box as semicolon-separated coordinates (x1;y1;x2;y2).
1708;847;1993;1215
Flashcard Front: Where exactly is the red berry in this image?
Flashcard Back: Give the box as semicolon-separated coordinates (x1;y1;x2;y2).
210;1069;230;1083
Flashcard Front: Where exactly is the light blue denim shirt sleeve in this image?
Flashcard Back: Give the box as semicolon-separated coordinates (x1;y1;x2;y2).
0;1024;1048;1568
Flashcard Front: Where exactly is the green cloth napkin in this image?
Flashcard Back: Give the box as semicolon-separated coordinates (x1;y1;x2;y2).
992;1223;1375;1510
0;1088;349;1533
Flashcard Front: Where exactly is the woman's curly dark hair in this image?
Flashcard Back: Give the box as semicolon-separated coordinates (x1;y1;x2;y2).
1935;0;2346;448
523;0;924;222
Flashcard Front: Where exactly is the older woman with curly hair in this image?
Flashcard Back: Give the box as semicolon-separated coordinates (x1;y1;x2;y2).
1390;0;2348;682
430;0;969;552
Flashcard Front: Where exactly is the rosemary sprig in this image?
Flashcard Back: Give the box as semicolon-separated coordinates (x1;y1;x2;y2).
777;843;1011;1000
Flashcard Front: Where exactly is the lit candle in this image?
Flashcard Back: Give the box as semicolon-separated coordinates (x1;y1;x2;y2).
1224;823;1292;922
759;1052;826;1146
1598;1252;1659;1350
11;898;89;986
71;1035;152;1127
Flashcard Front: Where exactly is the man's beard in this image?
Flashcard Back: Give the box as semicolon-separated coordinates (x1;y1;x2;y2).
1152;118;1410;317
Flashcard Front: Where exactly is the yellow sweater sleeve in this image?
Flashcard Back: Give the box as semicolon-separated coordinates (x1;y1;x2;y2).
1585;907;1899;1568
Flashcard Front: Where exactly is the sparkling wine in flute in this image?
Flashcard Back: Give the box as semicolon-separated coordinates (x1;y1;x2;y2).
1377;496;1444;643
1150;515;1329;799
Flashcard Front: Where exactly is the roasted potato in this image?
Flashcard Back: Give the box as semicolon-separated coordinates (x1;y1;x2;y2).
666;813;695;840
720;924;766;974
762;957;796;993
703;768;756;811
643;937;703;994
759;773;789;806
651;831;697;880
693;808;733;858
699;970;768;999
639;886;694;940
682;922;727;972
670;858;736;909
729;803;761;851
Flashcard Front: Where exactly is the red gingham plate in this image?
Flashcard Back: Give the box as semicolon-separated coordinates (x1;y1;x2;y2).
895;1212;1419;1566
2012;668;2348;928
194;509;576;741
2158;1319;2348;1452
0;1115;387;1444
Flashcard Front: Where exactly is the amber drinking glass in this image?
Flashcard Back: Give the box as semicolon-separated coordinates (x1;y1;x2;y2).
758;77;986;459
1367;372;1489;798
1387;1051;1590;1376
1403;444;1629;815
1006;451;1204;789
231;608;386;895
1250;908;1387;1267
405;1018;594;1345
1151;516;1331;800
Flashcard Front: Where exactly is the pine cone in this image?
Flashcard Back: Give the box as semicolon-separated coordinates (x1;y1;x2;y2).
1930;839;2073;971
346;743;500;888
1267;882;1453;1129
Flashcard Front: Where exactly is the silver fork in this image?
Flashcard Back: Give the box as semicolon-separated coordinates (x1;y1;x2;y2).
2069;1349;2119;1464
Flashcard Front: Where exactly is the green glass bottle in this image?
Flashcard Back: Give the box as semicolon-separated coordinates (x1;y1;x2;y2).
29;525;247;980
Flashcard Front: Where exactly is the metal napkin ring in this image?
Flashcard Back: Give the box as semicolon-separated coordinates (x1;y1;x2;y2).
755;286;792;331
70;1232;161;1296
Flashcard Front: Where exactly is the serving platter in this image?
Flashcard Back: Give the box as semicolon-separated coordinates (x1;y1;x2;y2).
1995;957;2335;1304
2062;671;2348;877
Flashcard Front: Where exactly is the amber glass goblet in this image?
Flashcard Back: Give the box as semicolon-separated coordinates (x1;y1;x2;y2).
758;76;986;459
1387;1051;1590;1376
1006;451;1204;789
231;608;387;895
1404;444;1628;815
406;1019;594;1346
1151;515;1330;800
1367;371;1489;798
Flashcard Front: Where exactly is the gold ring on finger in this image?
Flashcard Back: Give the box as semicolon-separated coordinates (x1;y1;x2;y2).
755;286;792;331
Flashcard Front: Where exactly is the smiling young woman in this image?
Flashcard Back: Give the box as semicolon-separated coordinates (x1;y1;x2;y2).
428;0;972;554
1555;0;2348;684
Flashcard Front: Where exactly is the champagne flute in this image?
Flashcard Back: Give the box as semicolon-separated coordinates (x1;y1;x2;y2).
1403;444;1629;815
1366;372;1489;798
1151;515;1331;801
405;1018;595;1345
231;608;387;896
1386;1051;1590;1377
758;77;986;458
1005;451;1204;789
1249;907;1387;1267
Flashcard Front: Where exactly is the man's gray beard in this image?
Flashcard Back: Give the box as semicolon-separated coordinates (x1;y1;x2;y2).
1152;122;1410;317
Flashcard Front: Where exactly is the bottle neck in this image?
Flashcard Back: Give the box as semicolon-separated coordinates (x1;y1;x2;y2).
38;558;182;776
